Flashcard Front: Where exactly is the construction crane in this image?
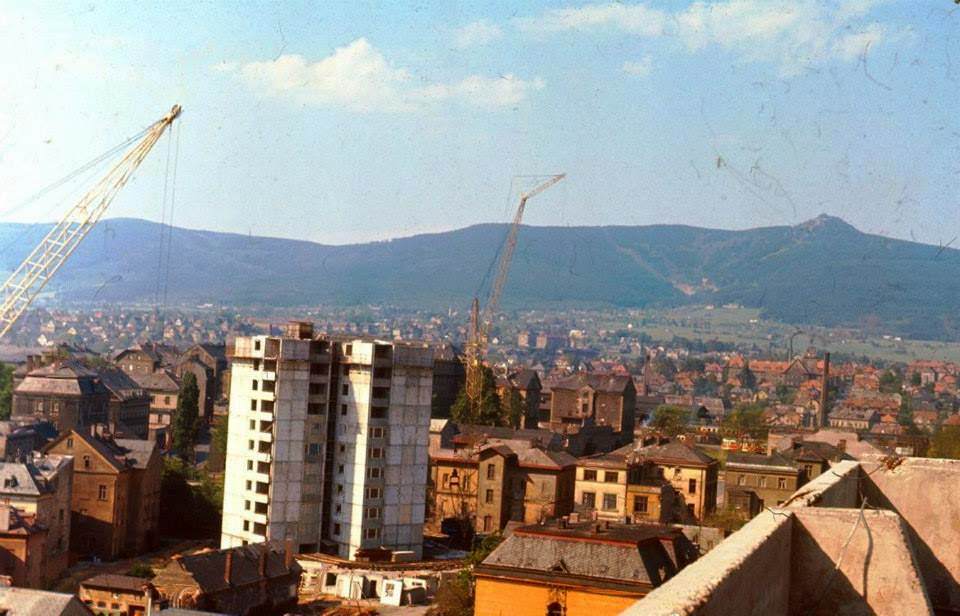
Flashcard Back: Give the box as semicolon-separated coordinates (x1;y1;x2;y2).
464;173;565;417
0;105;182;341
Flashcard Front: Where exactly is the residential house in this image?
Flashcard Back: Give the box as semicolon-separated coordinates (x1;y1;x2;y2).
548;373;636;436
44;430;161;559
0;453;72;586
114;342;181;376
474;522;698;616
98;367;151;439
79;574;154;616
777;439;846;483
150;542;301;616
177;344;228;422
12;362;109;433
429;433;576;534
0;421;46;462
475;445;576;533
0;586;94;615
126;369;179;445
725;452;800;517
495;369;542;429
828;407;879;432
631;441;718;520
574;449;677;524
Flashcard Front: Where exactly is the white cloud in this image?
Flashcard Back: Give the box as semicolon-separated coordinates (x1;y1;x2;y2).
622;55;653;76
414;74;545;109
452;20;503;48
515;3;666;36
516;1;901;75
226;38;542;112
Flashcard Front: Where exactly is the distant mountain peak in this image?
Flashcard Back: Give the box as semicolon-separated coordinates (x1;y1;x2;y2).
796;214;857;234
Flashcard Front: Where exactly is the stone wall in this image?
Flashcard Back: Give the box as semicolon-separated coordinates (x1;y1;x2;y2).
623;510;793;616
789;508;932;616
861;457;960;612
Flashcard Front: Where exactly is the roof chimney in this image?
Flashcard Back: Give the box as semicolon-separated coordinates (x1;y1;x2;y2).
258;545;267;578
818;352;830;428
284;538;294;570
224;550;233;586
0;507;10;532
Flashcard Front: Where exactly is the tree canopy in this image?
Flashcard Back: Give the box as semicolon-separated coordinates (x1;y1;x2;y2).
0;364;13;421
172;372;201;460
651;405;691;436
451;366;506;427
721;403;768;442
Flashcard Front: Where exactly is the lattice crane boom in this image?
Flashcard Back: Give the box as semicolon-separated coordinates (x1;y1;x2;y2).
0;105;182;341
465;173;565;413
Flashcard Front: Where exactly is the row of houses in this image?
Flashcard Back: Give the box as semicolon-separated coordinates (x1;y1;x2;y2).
0;426;161;587
11;341;228;446
427;421;720;535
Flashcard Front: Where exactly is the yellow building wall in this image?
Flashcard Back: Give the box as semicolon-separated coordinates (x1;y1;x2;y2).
475;577;640;616
573;466;627;520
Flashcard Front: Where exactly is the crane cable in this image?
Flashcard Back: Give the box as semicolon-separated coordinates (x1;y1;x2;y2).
0;125;153;256
161;121;180;309
153;124;174;308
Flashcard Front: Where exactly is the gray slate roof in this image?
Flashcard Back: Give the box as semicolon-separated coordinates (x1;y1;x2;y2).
167;541;299;594
479;524;692;588
0;587;92;615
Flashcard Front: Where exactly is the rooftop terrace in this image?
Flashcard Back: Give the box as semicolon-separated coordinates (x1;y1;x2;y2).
623;456;960;616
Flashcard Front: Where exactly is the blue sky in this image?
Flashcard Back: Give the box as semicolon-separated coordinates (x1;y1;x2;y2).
0;1;957;245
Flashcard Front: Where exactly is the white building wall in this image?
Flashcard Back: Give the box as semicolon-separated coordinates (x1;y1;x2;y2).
223;331;431;560
221;335;328;550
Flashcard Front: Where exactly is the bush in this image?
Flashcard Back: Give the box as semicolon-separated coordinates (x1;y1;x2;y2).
127;563;154;578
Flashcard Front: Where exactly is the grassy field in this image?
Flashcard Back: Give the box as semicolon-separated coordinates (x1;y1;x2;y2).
515;304;960;364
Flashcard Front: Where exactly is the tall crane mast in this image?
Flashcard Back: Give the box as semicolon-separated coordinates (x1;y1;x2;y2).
0;105;182;341
464;173;565;417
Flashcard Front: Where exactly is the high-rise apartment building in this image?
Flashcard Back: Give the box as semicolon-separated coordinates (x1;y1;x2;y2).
220;322;433;560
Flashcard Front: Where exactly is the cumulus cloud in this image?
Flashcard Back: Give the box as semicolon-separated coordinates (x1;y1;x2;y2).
452;20;503;48
516;0;899;75
622;55;653;77
226;38;541;112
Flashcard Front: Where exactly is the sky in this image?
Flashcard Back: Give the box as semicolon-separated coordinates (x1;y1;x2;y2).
0;1;957;245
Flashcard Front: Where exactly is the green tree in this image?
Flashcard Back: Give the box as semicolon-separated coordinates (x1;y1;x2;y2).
172;372;201;460
0;363;13;421
159;457;223;538
651;405;691;436
501;388;525;429
739;361;757;390
207;414;229;473
775;384;796;404
879;370;903;393
451;366;504;426
897;396;914;427
693;376;717;397
722;403;768;443
126;563;155;579
910;372;922;387
428;533;503;616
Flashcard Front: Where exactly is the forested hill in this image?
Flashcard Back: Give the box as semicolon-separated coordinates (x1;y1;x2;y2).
2;214;958;340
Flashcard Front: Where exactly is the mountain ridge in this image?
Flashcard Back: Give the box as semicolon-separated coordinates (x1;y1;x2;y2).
1;215;957;340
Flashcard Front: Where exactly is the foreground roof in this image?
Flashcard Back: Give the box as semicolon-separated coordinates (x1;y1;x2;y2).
165;541;299;594
477;522;695;591
0;587;92;615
